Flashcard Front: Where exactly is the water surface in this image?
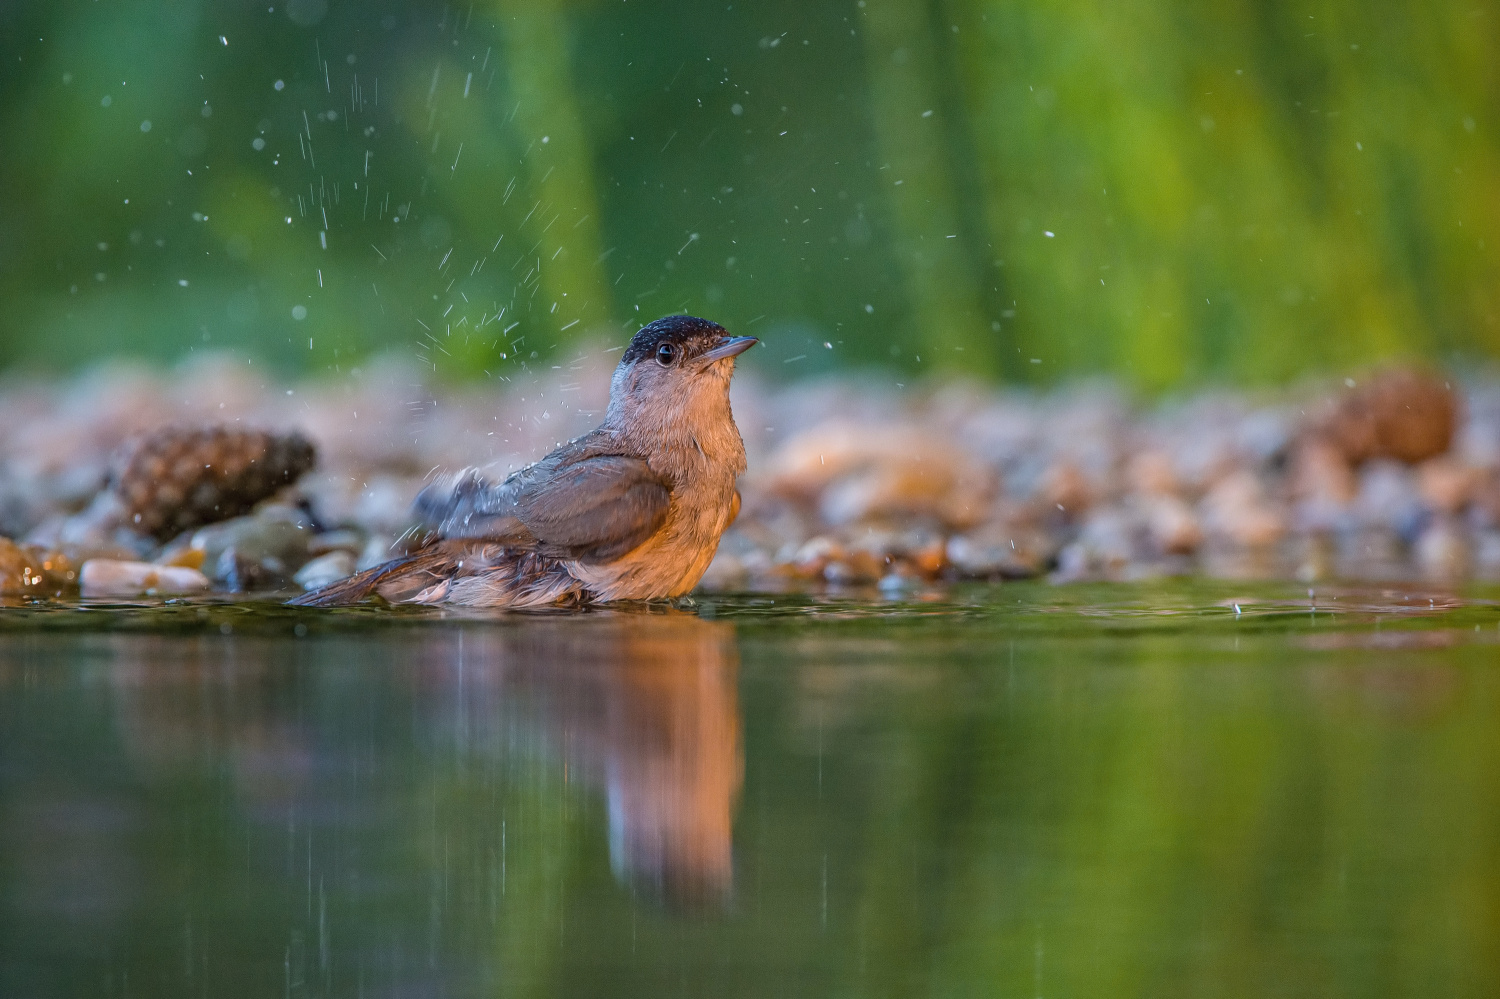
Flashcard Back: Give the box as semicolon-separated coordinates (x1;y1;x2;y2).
2;582;1499;997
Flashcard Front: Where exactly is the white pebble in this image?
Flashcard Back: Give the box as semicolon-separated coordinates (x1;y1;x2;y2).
294;551;355;590
80;559;211;597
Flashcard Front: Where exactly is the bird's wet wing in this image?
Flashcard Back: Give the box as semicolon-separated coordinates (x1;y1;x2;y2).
414;433;670;561
512;454;671;562
414;466;534;541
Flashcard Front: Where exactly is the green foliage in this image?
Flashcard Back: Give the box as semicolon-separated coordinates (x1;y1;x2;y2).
950;0;1500;385
0;0;1495;385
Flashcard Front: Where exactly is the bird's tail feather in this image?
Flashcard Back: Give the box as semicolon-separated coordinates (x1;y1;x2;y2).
287;548;455;607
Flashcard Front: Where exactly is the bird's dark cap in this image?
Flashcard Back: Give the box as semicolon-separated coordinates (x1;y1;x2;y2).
622;315;735;366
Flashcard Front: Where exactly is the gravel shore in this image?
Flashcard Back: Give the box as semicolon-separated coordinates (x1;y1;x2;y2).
1;350;1495;599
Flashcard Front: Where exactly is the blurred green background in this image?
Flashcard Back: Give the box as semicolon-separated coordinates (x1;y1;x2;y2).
1;0;1496;387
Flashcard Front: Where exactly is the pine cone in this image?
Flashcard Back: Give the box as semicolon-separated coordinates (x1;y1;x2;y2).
113;427;316;540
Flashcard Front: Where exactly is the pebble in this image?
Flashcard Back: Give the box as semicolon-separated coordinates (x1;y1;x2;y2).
0;537;80;596
190;505;315;591
1352;462;1427;542
0;538;26;594
1415;516;1470;581
356;535;401;572
1417;457;1475;515
308;528;366;556
1057;507;1140;580
943;534;1008;578
79;559;210;597
294;550;357;590
1201;471;1285;549
822;550;884;585
763;422;993;529
1142;495;1202;556
0;538;46;596
782;536;842;579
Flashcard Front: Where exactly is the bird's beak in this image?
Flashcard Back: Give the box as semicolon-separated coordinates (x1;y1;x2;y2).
699;336;758;363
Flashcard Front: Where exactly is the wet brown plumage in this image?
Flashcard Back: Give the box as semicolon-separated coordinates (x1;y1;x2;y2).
290;316;755;608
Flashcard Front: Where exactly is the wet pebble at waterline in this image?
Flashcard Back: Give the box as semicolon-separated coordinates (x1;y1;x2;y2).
0;353;1495;601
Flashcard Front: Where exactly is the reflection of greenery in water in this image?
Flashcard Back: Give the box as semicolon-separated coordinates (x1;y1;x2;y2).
3;0;1498;384
1;590;1499;996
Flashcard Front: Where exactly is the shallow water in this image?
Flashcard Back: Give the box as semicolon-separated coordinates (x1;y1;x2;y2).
2;582;1499;998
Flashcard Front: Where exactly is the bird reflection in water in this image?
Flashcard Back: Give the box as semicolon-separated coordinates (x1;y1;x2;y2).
488;612;743;908
102;610;742;911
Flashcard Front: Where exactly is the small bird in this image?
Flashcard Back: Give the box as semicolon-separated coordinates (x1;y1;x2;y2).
291;315;756;608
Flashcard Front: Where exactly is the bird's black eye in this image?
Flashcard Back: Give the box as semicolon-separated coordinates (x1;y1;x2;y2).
655;342;679;366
